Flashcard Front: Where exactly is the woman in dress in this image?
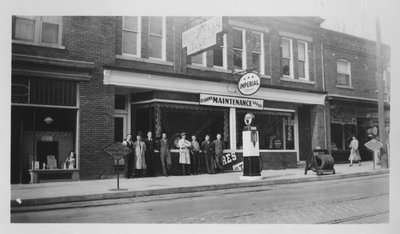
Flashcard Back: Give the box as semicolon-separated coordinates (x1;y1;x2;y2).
348;136;362;166
178;133;191;175
133;131;147;177
65;151;76;169
122;133;134;178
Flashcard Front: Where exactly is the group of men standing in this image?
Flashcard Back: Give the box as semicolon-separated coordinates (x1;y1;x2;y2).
122;131;226;178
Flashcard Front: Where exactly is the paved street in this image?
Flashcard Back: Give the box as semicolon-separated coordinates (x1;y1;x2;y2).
11;174;388;223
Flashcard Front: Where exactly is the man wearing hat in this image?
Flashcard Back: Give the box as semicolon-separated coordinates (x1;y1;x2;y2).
178;132;191;175
144;131;156;177
133;131;146;177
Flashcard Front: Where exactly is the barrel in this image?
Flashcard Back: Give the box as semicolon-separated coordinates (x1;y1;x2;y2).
315;154;335;170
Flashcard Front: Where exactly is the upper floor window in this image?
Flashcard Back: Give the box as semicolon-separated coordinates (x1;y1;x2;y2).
213;33;227;69
337;59;351;86
298;41;309;80
233;28;246;70
251;31;264;75
12;16;62;45
280;38;293;77
122;16;141;56
148;16;166;60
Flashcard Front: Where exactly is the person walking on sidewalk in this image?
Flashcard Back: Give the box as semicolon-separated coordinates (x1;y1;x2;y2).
158;133;172;177
212;133;225;173
202;134;214;174
348;136;362;166
190;135;201;175
178;133;191;175
133;131;146;177
122;134;134;178
144;131;156;177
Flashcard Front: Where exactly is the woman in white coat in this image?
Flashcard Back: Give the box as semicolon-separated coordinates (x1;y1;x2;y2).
348;136;361;166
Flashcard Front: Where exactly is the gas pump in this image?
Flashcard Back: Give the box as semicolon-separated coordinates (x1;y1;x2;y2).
240;113;262;181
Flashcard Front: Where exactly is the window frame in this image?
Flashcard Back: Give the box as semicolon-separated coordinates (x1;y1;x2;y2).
12;16;63;46
190;52;207;67
213;33;227;69
297;40;309;80
251;31;264;75
122;16;142;57
232;27;247;71
337;59;352;87
280;37;294;78
148;16;166;61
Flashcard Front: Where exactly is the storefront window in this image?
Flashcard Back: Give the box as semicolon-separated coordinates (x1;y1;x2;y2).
236;110;295;150
330;123;356;150
159;105;229;149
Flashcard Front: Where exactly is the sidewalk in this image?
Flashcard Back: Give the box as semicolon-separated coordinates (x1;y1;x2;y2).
11;161;388;209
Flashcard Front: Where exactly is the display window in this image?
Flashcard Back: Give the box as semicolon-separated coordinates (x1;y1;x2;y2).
236;110;295;150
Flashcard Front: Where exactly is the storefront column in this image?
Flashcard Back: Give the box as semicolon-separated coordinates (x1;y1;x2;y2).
154;104;162;137
229;108;236;151
294;110;300;161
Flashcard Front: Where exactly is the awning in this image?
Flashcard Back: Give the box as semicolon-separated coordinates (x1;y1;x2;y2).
104;69;326;105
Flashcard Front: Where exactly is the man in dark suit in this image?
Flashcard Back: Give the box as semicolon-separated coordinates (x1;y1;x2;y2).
201;134;214;174
212;133;225;173
144;131;156;177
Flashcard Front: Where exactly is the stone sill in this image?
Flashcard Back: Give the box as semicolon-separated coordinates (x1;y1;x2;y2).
12;40;65;50
116;55;174;66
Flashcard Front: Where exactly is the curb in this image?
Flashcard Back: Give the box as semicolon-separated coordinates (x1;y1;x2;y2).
11;169;389;212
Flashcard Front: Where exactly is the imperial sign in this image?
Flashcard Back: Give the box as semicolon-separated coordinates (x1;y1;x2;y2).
238;72;261;96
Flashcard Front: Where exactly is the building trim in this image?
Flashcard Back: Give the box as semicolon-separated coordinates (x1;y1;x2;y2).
327;94;390;105
228;20;270;33
279;31;313;42
12;103;79;109
104;69;326;105
13;68;92;81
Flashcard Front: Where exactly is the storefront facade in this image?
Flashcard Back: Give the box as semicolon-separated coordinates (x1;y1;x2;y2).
11;16;390;183
104;69;326;174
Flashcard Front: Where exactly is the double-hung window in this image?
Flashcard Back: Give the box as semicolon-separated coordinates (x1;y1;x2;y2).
337;59;351;86
298;41;309;80
213;33;227;69
148;16;166;60
12;16;62;46
251;32;264;74
280;38;293;77
122;16;141;56
233;28;246;70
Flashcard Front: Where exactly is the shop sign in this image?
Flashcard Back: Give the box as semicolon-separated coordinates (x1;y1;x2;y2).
330;116;356;125
199;94;263;110
103;142;132;160
232;161;244;171
182;17;223;56
364;139;383;152
222;152;237;165
237;72;261;96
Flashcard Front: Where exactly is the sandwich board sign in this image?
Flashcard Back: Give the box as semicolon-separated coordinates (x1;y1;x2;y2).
103;142;132;190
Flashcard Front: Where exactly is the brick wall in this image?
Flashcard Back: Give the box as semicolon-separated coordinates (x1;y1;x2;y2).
322;28;390;99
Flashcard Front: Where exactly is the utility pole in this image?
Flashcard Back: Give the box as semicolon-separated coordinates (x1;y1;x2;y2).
375;17;387;168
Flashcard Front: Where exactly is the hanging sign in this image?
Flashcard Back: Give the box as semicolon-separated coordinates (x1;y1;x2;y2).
237;72;261;96
199;94;263;110
182;17;223;56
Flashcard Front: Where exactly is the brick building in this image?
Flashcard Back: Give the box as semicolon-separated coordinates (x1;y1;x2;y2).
321;29;390;161
11;16;390;184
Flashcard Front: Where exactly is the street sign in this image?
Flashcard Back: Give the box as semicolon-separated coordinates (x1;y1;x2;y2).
364;139;383;151
103;142;131;191
103;142;131;160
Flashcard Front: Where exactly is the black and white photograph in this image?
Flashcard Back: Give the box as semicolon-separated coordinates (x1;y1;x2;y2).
1;0;400;233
